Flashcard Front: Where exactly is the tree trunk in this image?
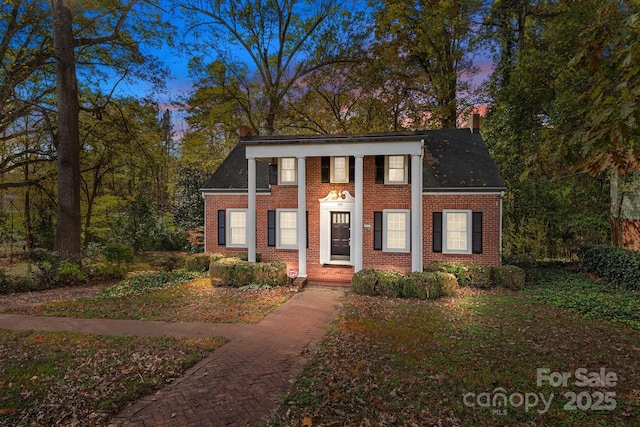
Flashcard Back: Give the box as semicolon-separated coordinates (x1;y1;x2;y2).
51;0;82;259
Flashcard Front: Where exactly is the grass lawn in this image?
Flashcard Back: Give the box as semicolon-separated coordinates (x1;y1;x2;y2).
0;330;225;426
1;275;294;323
269;267;640;427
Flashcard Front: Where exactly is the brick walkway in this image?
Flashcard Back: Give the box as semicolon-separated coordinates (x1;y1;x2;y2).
0;286;345;426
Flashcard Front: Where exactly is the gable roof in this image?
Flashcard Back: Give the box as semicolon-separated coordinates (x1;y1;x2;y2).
202;129;505;192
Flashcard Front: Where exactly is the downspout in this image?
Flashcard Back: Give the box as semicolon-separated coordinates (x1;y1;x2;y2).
499;191;505;264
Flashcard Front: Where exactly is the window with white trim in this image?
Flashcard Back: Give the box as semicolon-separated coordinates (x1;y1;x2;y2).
386;155;407;184
277;209;298;249
383;209;410;252
443;210;472;254
331;156;349;183
279;157;297;184
227;209;247;247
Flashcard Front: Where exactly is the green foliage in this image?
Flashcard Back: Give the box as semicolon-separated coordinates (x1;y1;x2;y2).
97;271;201;298
102;244;134;264
578;244;640;291
350;269;458;300
86;262;128;281
184;254;211;272
403;272;458;300
209;256;287;287
427;262;493;289
350;269;379;296
28;248;62;289
526;266;640;329
491;265;526;291
56;261;87;285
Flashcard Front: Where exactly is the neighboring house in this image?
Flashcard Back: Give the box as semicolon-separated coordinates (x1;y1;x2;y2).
610;169;640;251
201;121;506;284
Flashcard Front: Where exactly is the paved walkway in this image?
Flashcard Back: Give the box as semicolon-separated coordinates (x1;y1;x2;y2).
0;286;346;427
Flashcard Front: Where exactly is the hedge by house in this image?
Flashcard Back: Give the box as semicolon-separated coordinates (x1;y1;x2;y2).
578;244;640;291
424;262;525;290
209;256;287;287
351;269;458;300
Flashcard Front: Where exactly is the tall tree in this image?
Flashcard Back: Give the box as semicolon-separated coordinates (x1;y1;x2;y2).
370;0;483;128
48;0;170;258
180;0;365;134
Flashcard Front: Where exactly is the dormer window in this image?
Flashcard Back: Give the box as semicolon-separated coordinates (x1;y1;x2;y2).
279;157;297;184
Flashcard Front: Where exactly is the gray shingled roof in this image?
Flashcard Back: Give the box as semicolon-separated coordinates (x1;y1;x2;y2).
201;129;505;192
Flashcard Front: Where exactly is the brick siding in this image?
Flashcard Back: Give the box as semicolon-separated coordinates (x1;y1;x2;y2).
204;156;503;273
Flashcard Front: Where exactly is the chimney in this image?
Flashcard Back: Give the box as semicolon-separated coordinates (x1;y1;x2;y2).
239;125;253;137
470;113;481;133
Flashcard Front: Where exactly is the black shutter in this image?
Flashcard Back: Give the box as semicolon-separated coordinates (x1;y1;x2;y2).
267;210;276;247
472;212;483;254
269;163;278;185
432;212;443;253
349;156;355;183
407;155;411;184
375;155;384;183
373;211;383;250
321;157;330;183
217;210;226;246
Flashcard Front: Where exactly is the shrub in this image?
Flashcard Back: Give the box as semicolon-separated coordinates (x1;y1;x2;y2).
209;257;287;287
578;244;640;291
404;272;458;299
102;244;134;264
491;265;526;291
0;271;35;294
185;253;211;272
56;261;87;285
424;262;493;288
351;269;379;296
376;270;406;298
28;248;62;289
87;262;128;281
351;270;458;300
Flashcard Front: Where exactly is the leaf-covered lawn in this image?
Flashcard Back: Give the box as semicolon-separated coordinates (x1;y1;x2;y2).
270;286;640;426
3;277;293;323
0;330;225;426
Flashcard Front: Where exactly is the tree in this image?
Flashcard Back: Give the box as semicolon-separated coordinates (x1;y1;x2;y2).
49;0;170;258
370;0;483;128
180;0;365;134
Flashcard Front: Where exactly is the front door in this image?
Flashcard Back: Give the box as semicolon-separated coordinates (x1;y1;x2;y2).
331;212;350;259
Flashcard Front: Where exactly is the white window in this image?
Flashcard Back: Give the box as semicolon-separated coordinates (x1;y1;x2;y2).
443;210;472;254
386;155;407;184
279;157;297;184
331;156;349;183
383;209;410;252
277;209;298;249
227;209;247;247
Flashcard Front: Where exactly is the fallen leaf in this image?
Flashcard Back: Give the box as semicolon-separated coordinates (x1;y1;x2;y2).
302;416;313;426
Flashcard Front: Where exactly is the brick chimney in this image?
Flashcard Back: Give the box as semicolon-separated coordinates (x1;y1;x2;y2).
470;113;481;133
239;125;253;137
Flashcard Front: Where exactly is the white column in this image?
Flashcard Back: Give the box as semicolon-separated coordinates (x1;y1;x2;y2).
247;157;256;263
354;155;364;272
297;157;307;277
411;152;423;272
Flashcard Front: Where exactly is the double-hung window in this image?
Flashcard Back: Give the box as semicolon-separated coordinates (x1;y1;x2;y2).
386;155;407;184
443;210;472;254
279;157;297;184
277;209;298;249
382;209;410;252
331;156;349;183
226;209;247;248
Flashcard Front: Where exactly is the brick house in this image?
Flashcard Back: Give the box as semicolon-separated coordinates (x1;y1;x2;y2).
201;124;506;284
